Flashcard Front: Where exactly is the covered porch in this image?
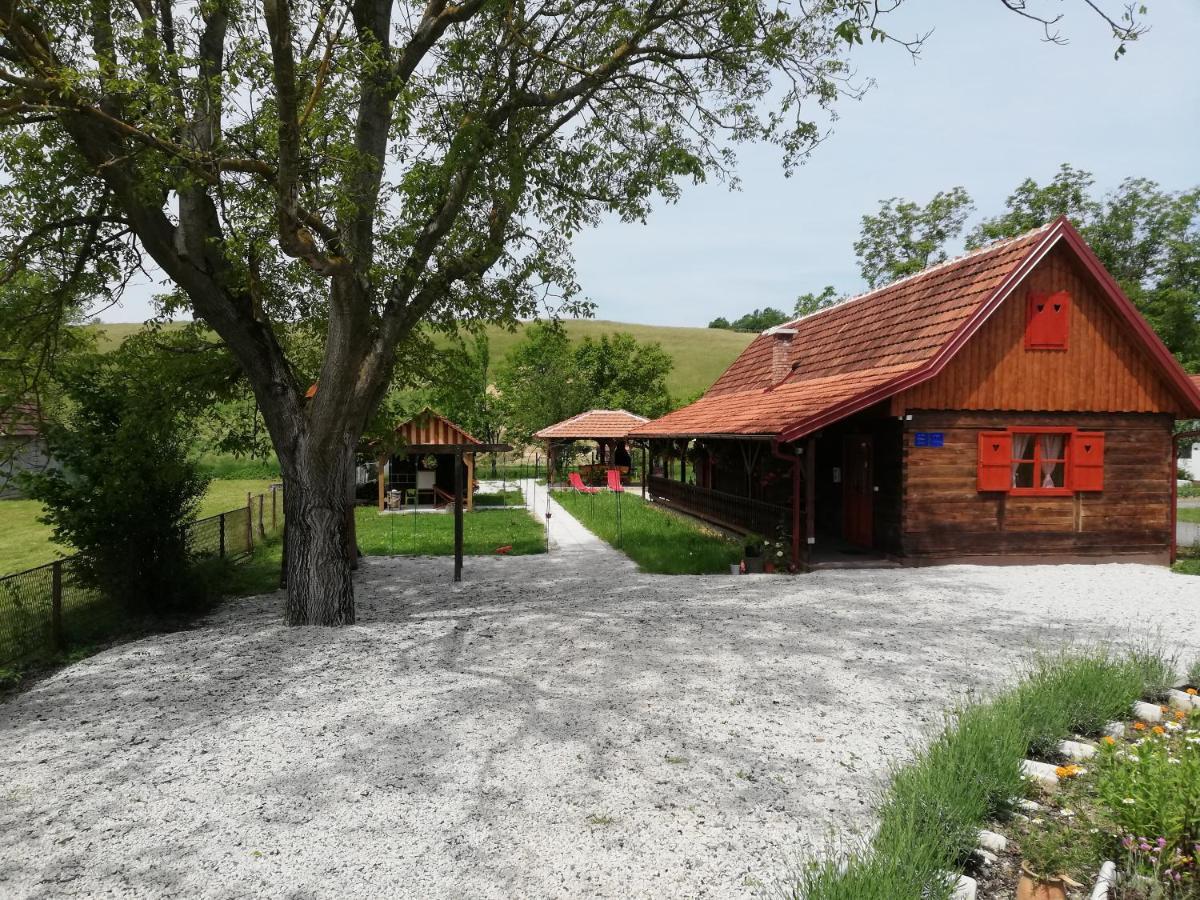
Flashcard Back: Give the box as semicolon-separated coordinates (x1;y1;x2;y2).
534;409;651;491
639;404;903;570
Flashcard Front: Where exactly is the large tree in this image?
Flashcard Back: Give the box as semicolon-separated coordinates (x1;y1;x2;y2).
0;1;1147;623
854;187;975;288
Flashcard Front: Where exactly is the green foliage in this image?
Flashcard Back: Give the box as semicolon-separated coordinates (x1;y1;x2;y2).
794;285;841;318
555;492;741;574
707;308;791;332
22;343;212;613
496;322;675;445
1189;659;1200;687
854;187;975;288
430;333;503;447
1097;730;1200;847
795;648;1170;900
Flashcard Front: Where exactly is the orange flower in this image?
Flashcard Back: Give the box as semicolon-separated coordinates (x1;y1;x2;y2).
1187;688;1198;696
1152;725;1165;735
1102;735;1116;746
1133;722;1146;731
1175;710;1187;721
1055;764;1082;778
1160;705;1169;713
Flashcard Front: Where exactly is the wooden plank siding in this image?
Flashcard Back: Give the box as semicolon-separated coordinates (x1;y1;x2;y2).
895;244;1180;415
901;411;1173;563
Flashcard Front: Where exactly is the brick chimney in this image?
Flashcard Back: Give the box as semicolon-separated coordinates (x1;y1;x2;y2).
769;329;797;383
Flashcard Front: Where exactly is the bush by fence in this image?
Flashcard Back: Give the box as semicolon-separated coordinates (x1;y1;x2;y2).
0;485;283;670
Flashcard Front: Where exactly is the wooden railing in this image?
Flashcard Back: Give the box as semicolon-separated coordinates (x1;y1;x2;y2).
647;476;791;537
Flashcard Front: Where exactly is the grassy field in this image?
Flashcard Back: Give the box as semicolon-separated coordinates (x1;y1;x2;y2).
221;505;545;597
555;491;741;574
87;318;754;400
0;478;278;575
1178;506;1200;523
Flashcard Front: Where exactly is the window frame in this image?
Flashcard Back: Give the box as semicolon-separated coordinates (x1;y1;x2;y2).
1007;426;1074;497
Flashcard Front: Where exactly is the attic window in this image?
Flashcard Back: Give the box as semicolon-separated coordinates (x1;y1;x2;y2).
1025;290;1070;350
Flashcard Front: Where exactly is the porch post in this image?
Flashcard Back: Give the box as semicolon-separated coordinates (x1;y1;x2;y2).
466;451;475;512
377;455;386;511
641;443;647;499
804;436;817;564
453;448;464;582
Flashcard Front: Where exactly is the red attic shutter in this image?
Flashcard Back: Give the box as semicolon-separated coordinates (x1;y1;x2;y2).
977;431;1012;492
1026;290;1071;350
1071;431;1105;491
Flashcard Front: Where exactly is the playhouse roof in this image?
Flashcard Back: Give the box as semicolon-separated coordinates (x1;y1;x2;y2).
534;409;649;441
394;408;481;447
632;218;1200;442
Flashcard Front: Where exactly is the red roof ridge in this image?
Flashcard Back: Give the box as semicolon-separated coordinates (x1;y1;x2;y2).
772;220;1059;334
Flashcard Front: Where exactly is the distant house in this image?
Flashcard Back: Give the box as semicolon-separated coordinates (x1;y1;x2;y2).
632;218;1200;568
0;404;54;499
1181;382;1200;481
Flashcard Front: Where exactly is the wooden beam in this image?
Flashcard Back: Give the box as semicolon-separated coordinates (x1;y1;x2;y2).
466;452;475;512
377;455;386;511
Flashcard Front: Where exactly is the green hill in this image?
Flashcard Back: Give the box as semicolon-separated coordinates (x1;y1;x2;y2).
86;319;754;400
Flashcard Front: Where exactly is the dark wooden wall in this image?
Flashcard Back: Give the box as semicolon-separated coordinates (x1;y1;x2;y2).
901;411;1174;564
896;244;1182;415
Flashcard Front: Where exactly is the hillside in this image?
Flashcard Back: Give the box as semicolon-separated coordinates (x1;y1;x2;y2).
86;319;755;400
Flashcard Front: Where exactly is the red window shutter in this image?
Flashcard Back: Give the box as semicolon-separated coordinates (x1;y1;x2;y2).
977;431;1012;492
1072;431;1105;491
1025;290;1071;350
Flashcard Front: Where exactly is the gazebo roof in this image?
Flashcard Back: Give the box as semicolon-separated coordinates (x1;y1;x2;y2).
534;409;649;441
395;408;481;447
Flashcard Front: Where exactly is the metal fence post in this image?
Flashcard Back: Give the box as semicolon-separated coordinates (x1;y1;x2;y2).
219;513;226;558
50;560;64;653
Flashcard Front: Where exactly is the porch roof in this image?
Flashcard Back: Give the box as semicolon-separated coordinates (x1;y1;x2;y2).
534;409;649;441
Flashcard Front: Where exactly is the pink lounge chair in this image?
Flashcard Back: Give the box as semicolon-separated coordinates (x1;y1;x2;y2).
569;471;600;494
606;469;625;493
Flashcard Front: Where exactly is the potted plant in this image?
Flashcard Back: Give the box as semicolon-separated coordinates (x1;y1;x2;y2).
1017;822;1081;900
743;533;764;573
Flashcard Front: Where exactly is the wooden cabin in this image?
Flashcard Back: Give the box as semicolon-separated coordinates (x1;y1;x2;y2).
631;218;1200;568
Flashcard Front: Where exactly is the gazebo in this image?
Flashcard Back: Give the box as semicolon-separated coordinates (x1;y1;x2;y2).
534;409;650;494
372;408;510;581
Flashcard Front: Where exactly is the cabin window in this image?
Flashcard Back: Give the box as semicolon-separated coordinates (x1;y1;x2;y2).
1025;290;1070;350
1010;432;1069;494
976;427;1104;494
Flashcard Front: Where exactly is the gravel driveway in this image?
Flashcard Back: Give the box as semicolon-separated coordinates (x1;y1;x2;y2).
1;537;1197;898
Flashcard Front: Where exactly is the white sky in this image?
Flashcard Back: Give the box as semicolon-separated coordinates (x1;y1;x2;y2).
98;0;1200;327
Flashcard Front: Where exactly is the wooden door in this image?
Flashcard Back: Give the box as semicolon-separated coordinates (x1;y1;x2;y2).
842;435;874;548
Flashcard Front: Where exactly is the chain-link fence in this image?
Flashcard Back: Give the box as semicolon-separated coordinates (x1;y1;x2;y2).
0;485;283;669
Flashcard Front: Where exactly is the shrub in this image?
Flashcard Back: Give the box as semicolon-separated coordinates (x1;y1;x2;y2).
24;351;211;613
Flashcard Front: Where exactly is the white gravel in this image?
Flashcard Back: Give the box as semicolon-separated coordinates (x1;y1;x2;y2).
1;540;1197;898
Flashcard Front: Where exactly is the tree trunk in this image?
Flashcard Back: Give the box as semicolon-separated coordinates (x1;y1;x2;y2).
280;441;356;625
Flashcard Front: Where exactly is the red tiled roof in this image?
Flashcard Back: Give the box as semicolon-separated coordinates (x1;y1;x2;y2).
0;403;42;438
633;218;1200;441
534;409;649;440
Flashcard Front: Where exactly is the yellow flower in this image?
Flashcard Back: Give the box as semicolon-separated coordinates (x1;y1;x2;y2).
1175;710;1187;721
1152;725;1165;735
1187;688;1198;696
1055;764;1082;778
1133;722;1146;731
1102;735;1116;746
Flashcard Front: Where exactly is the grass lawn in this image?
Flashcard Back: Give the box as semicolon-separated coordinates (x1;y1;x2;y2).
221;505;546;597
355;506;545;556
555;491;741;574
1178;505;1200;523
0;478;278;576
1175;557;1200;575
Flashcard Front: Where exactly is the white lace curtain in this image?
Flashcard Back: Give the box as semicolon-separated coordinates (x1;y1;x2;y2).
1039;434;1065;488
1011;433;1032;488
